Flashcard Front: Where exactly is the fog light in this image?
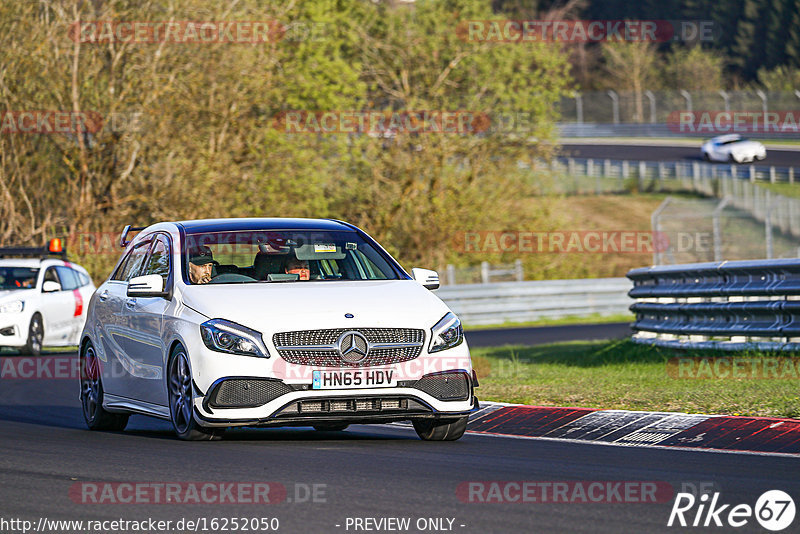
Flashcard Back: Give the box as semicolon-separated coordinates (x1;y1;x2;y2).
0;326;14;336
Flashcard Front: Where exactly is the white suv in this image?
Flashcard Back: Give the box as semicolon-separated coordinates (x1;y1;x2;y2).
0;242;95;355
79;218;477;441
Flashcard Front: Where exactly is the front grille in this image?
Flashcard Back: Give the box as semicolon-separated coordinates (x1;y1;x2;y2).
413;372;470;401
274;328;423;346
208;379;293;408
273;328;425;368
276;396;430;416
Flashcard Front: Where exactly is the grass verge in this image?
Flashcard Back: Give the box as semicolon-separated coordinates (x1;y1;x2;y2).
464;313;634;331
471;340;800;419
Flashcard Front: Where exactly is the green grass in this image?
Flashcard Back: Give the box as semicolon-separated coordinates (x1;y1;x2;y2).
759;182;800;199
464;313;634;331
471;340;800;419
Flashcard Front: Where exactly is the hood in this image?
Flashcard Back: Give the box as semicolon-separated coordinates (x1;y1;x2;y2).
180;279;452;334
0;289;29;302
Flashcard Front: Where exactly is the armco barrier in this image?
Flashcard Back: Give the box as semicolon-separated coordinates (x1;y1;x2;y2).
627;259;800;350
436;278;632;326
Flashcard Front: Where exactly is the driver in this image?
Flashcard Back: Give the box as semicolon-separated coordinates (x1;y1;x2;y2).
285;257;310;281
187;245;218;284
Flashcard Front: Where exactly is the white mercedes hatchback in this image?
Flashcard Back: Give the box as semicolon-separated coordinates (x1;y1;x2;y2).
80;218;477;440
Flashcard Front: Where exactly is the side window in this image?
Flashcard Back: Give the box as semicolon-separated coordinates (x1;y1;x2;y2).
43;267;61;289
113;241;152;282
143;235;171;278
76;271;91;287
55;267;79;291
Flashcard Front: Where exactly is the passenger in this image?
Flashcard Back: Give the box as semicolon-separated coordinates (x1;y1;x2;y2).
15;277;35;288
187;245;218;284
285;257;310;281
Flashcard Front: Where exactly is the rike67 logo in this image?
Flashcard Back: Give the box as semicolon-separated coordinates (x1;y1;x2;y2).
668;490;795;531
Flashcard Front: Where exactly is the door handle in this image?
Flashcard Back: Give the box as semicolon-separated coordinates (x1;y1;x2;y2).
98;290;110;302
125;298;137;309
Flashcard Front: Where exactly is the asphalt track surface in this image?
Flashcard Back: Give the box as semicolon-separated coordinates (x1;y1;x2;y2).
2;379;799;534
1;350;798;533
464;322;631;348
561;143;800;167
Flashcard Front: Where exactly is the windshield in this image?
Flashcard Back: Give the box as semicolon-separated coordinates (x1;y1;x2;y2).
183;230;400;285
719;137;746;145
0;267;39;290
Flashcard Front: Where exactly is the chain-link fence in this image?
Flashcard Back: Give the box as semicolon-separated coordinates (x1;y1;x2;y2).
558;90;800;138
651;197;800;265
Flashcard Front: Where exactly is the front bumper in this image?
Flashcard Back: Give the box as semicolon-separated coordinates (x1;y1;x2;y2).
193;377;478;428
181;323;476;428
0;320;26;347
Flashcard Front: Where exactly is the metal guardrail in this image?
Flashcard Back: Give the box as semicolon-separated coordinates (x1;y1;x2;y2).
436;277;632;326
627;259;800;350
558;123;800;140
553;157;799;185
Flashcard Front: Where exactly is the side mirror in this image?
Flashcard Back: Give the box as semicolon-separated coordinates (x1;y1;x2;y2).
42;280;61;292
411;268;440;290
127;274;168;298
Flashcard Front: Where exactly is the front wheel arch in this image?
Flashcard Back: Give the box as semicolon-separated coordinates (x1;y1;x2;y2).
167;343;223;441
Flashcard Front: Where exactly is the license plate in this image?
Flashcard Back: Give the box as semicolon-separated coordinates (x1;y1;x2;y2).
312;369;396;390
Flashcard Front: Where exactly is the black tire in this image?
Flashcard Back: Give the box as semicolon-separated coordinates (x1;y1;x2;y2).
313;424;349;432
702;152;710;162
413;416;468;441
728;153;738;163
21;314;43;356
168;346;224;441
80;341;129;431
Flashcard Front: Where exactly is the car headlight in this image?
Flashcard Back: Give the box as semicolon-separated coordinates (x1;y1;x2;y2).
0;300;24;314
200;319;270;358
429;312;464;353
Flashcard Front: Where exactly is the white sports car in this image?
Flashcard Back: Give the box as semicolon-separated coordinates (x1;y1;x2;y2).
79;218;477;441
701;134;767;163
0;241;95;355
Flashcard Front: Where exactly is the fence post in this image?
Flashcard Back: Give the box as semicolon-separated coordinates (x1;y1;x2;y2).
514;259;523;282
481;261;489;284
770;166;777;184
446;264;456;286
638;161;646;191
651;197;672;266
712;198;729;261
644;90;656;123
692;162;699;191
620;161;628;190
749;166;756;183
791;167;795;184
607;90;620;124
765;194;774;260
